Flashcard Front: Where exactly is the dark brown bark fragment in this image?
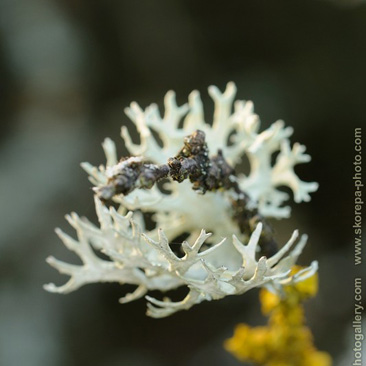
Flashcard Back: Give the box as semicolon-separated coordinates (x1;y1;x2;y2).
95;130;278;257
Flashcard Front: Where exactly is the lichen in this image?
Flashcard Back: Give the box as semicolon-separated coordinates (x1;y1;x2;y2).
45;83;318;317
225;267;332;366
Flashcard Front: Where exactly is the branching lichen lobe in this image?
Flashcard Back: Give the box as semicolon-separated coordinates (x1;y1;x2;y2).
46;83;319;318
96;130;277;256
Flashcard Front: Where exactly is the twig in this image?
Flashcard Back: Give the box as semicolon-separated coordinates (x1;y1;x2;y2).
95;130;277;257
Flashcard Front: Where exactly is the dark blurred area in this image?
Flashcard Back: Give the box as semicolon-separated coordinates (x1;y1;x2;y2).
0;0;365;365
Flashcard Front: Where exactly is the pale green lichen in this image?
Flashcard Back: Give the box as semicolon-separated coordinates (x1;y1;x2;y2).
45;83;318;317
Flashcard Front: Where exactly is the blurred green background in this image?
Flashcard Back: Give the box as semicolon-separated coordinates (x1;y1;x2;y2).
0;0;364;365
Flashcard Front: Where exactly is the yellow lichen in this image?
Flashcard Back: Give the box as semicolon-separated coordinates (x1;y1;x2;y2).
224;267;332;366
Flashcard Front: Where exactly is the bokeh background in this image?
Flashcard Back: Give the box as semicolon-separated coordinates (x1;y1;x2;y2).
0;0;365;365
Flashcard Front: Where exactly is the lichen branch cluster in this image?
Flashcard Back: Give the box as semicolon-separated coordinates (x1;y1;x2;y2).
45;82;319;318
